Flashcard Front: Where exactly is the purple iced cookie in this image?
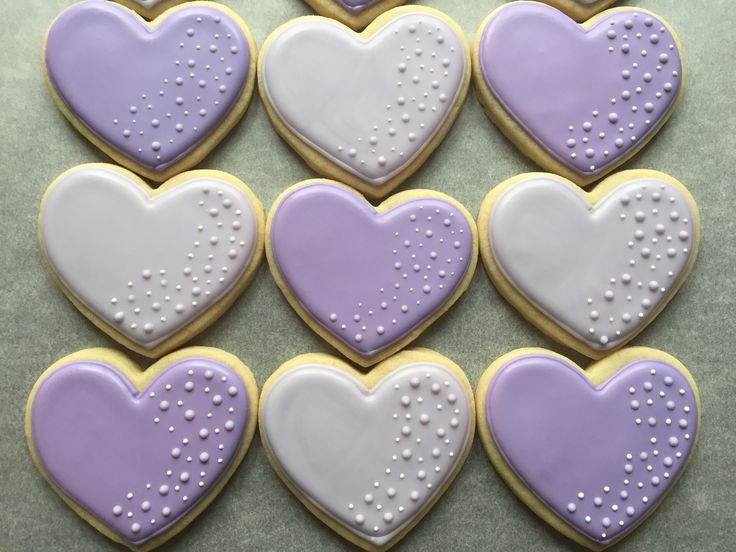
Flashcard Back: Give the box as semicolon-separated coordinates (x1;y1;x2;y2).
26;348;258;549
44;1;256;181
267;181;478;366
303;0;407;30
474;3;683;184
478;349;700;549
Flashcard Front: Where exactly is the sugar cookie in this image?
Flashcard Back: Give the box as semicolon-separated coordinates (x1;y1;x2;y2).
44;1;257;182
112;0;189;20
303;0;407;30
477;170;700;358
473;3;684;186
266;180;477;366
476;347;700;550
38;164;264;358
259;6;470;198
260;349;475;551
26;347;258;551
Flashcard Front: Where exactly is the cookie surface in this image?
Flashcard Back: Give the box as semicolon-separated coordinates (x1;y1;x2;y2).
259;6;470;198
538;0;616;22
266;180;477;366
38;164;264;358
476;348;700;550
25;347;258;551
44;1;257;181
473;3;684;185
260;349;475;551
112;0;189;20
478;170;700;358
303;0;407;30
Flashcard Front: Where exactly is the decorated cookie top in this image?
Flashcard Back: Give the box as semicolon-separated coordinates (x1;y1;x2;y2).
260;352;474;549
481;351;699;547
475;3;683;183
39;165;263;357
260;7;469;197
45;1;254;180
541;0;617;22
481;171;699;358
267;182;477;366
339;0;381;13
27;350;256;548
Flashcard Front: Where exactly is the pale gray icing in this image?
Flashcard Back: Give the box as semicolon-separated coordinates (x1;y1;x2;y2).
261;13;467;186
130;0;168;7
41;166;258;349
490;176;695;351
261;362;471;545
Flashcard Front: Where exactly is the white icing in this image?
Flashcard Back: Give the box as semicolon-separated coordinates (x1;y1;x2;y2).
261;13;467;185
130;0;167;8
41;166;258;349
261;362;471;546
489;176;695;351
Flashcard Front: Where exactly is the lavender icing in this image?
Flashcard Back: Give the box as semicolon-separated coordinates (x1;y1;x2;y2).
29;356;251;546
485;353;698;545
477;3;682;178
45;1;251;173
269;183;474;360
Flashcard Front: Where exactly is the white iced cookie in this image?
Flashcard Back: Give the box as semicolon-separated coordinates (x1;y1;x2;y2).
259;349;475;551
477;170;700;358
258;6;471;198
38;164;265;357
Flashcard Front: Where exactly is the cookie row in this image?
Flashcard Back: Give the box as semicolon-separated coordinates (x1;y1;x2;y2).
38;165;700;363
113;0;619;30
45;2;683;196
26;346;700;551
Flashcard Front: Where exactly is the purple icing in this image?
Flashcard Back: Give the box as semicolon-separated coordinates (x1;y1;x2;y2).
478;4;682;177
338;0;380;13
30;358;249;546
486;354;698;545
45;1;251;172
270;183;473;359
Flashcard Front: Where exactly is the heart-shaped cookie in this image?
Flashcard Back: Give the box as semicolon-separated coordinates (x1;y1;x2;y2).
267;180;477;366
302;0;407;30
44;1;256;182
476;348;700;549
538;0;616;22
260;349;475;551
39;164;264;358
259;6;470;198
478;170;700;358
112;1;189;20
473;3;684;185
26;347;258;551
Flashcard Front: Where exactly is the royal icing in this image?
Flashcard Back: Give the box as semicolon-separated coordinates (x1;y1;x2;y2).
488;175;697;352
484;353;698;545
45;1;252;174
261;11;467;186
269;183;474;361
129;0;169;8
40;166;259;351
261;361;472;546
29;356;251;546
477;4;682;179
337;0;381;13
